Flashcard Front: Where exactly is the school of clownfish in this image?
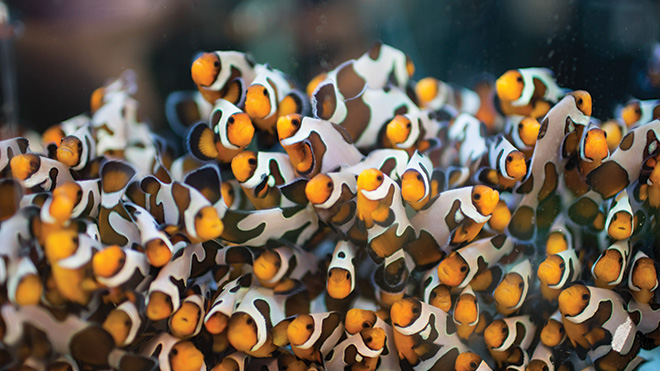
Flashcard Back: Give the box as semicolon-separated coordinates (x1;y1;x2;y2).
0;42;659;371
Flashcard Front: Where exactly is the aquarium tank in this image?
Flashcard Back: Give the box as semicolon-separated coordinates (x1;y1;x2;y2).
0;0;659;370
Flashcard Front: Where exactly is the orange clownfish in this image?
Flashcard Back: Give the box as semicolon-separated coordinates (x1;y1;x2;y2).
187;99;255;164
56;123;96;172
190;50;257;105
619;99;660;128
578;125;610;176
231;150;297;209
537;247;582;301
496;68;565;118
142;332;204;371
10;153;74;192
493;260;531;315
287;312;343;364
305;172;360;240
415;77;481;116
326;241;358;300
385;110;443;156
627;251;658;304
591;240;630;289
452;285;481;339
483;316;536;369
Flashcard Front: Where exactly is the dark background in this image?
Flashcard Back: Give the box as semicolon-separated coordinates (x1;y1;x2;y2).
3;0;660;136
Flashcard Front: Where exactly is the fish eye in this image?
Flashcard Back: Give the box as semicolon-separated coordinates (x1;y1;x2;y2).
577;97;583;106
262;88;268;96
246;317;253;325
72;236;79;244
518;281;524;289
213;61;220;68
559;327;564;333
306;323;313;330
118;257;126;265
501;326;507;333
327;181;332;188
430;290;437;298
612;214;617;221
618;257;623;264
470;362;477;369
376;175;383;182
275;261;281;268
636;107;641;114
516;76;523;83
506;155;513;162
416;174;422;181
228;116;235;124
364;336;372;343
518;123;524;130
473;192;481;201
345;272;351;280
125;320;131;327
460;265;468;273
247;158;257;166
165;296;171;303
559;262;565;270
292;118;300;126
406;122;411;129
171;347;178;356
582;294;589;301
362;322;369;328
412;306;420;314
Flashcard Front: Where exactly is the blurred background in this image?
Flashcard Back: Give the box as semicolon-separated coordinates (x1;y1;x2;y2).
2;0;660;135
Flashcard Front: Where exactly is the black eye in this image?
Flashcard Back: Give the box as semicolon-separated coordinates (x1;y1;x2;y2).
460;265;468;273
470;362;477;369
362;322;369;328
416;174;422;181
213;61;220;68
165;296;171;303
518;281;524;289
518;123;524;130
559;262;565;269
327;181;332;188
170;347;178;356
262;88;268;96
228;116;235;124
430;290;437;298
412;306;420;314
516;76;523;83
582;294;589;301
345;272;351;280
248;158;257;166
292;118;300;126
247;318;253;325
636;108;641;114
501;326;507;333
473;193;481;201
118;257;126;265
406;122;411;129
376;175;383;182
125;320;131;327
577;97;583;106
618;257;623;264
306;324;313;330
506;155;513;162
612;214;617;221
559;327;564;333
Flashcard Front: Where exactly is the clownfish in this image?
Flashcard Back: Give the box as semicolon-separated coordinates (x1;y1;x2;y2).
205;275;252;336
496;68;565;118
342;148;410;181
245;64;308;133
483;316;536;369
591;240;630;289
504;115;541;157
145;242;206;321
90;86;141;158
1;304;156;370
356;168;415;259
578;126;610;176
326;241;358;300
278;114;363;178
493;260;531;315
537;247;582;301
90;70;138;113
226;287;293;357
210;352;251;371
544;215;575;255
253;245;322;296
37;181;82;244
141;332;205;371
187;99;255;164
509;91;592;241
488;199;512;233
619;99;660;128
56;123;96;172
400;151;436;211
385;110;444;156
415;77;481;116
558;284;643;370
420;267;453;312
6;256;43;306
10;153;74;192
539;311;566;348
454;351;492;371
476;135;527;190
0;137;29;175
447;113;488;168
436;234;514;289
603;190;639;241
343;308;400;370
373;249;416;307
287;312;343;363
124;202;176;267
169;276;211;339
92;244;151;304
231;150;297;209
190;50;257;105
411;185;499;254
390;297;467;370
305;172;360;241
601;119;626;152
42;114;89;148
43;229;98;305
627;251;658;304
453;285;481;339
585;119;660;200
102;299;143;347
